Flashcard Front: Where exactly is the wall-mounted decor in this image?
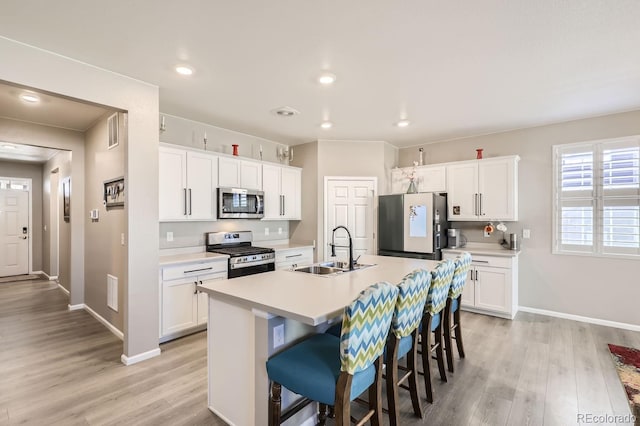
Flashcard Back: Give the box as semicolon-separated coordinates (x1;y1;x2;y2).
62;177;70;222
108;112;119;149
104;176;125;208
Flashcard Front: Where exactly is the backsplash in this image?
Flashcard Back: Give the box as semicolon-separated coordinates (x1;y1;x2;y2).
449;221;524;247
159;220;290;249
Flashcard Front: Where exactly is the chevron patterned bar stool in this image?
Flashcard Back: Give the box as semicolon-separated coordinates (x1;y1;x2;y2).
266;282;399;426
444;252;472;373
385;269;431;426
419;258;455;403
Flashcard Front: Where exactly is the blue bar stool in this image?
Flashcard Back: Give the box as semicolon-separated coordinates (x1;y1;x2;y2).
444;252;472;373
266;282;399;426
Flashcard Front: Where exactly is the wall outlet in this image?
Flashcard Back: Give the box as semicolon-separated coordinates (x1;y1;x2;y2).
523;229;531;239
265;227;269;236
278;227;282;235
120;233;125;246
166;231;173;242
273;324;285;348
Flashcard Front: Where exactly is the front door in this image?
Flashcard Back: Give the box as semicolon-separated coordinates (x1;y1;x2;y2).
325;178;376;261
0;189;29;277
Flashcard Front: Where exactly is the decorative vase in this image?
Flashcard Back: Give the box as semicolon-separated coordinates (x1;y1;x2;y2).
406;180;417;194
232;144;239;156
476;148;483;159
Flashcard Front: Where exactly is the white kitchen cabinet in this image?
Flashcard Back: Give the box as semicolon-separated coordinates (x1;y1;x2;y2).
390;164;447;194
446;155;519;221
218;156;262;190
159;146;218;221
160;258;227;342
262;164;302;220
442;251;518;319
274;246;313;270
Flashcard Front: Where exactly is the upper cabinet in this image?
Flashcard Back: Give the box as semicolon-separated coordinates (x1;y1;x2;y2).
262;164;302;220
391;164;446;194
446;155;519;221
218;157;262;190
159;146;218;221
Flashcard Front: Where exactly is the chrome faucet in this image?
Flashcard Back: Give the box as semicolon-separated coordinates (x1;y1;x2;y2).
330;225;354;271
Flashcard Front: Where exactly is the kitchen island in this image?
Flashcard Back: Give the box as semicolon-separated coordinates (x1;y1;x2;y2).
198;254;440;426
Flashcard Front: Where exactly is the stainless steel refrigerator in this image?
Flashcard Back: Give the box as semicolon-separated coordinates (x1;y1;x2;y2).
378;193;448;260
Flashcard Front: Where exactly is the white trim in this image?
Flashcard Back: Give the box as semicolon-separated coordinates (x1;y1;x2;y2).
40;270;59;281
518;306;640;332
57;283;69;296
121;348;161;366
208;406;237;426
84;304;124;340
68;303;84;311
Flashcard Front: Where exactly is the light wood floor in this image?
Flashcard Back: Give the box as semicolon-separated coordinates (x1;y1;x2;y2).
1;277;638;425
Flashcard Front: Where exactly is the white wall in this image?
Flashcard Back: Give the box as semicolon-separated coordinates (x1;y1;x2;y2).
398;109;640;327
0;36;160;361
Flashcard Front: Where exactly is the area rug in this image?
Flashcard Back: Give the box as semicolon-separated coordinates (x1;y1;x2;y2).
0;274;41;284
608;344;640;424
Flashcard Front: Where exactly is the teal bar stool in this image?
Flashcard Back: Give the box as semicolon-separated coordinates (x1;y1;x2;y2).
419;258;455;403
444;252;472;373
266;282;399;426
385;268;431;426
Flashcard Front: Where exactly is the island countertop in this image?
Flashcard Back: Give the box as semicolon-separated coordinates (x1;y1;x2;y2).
198;254;440;326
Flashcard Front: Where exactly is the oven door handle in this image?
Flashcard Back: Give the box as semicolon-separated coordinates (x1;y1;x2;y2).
256;194;262;214
230;259;275;269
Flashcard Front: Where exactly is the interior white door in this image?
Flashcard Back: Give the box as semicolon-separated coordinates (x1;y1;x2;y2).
0;189;29;277
325;178;376;261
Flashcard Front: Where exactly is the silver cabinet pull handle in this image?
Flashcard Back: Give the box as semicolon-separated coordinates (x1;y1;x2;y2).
480;193;484;216
188;188;192;215
184;267;213;274
183;188;187;215
285;253;302;259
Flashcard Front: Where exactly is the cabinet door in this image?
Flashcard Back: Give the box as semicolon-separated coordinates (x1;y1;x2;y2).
417;165;446;193
218;157;241;187
478;158;517;220
474;266;510;314
391;168;408;194
446;162;479;221
460;268;475;307
240;160;262;190
281;167;301;220
187;151;218;220
262;164;282;219
159;147;187;221
196;272;226;325
162;278;198;336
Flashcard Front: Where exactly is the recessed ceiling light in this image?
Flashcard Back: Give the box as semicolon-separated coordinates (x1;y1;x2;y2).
175;65;194;76
20;93;40;103
396;119;411;128
320;121;333;129
318;72;337;85
271;106;300;117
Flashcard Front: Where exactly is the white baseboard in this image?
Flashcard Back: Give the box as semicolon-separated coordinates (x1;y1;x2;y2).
41;271;59;281
57;283;70;296
208;406;237;426
84;304;124;340
68;303;85;311
519;306;640;332
121;348;161;366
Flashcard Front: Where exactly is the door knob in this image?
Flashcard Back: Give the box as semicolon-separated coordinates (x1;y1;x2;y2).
19;236;27;240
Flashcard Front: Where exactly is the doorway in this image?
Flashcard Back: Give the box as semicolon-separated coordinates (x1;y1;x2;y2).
0;181;30;277
323;177;377;262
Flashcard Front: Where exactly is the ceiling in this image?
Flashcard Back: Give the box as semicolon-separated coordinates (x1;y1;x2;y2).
1;1;640;148
0;141;63;163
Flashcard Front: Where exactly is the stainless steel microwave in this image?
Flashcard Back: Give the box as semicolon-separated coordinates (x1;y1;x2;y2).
217;187;264;219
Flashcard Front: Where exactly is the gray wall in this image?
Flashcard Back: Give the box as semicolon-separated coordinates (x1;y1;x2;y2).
398;109;640;326
0;160;43;272
290;142;318;259
43;151;72;288
84;112;125;331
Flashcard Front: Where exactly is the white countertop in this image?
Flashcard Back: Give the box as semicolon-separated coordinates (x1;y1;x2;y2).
259;242;315;251
198;254;440;326
443;242;520;257
159;252;229;266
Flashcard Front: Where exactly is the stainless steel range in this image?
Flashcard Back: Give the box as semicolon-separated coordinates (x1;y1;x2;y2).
205;231;275;278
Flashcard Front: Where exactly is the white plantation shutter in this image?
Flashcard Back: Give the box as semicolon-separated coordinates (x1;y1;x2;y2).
554;136;640;257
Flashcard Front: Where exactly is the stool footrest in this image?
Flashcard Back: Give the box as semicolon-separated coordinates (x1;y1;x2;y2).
281;396;313;423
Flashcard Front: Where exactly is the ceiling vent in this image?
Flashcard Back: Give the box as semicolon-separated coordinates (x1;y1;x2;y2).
271;106;300;117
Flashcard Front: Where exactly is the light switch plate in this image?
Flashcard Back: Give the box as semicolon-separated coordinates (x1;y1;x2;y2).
265;227;269;236
166;231;173;242
121;233;125;246
273;324;285;348
523;229;531;239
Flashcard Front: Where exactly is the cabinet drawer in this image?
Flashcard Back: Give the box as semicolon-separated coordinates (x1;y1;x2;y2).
162;260;227;281
470;255;511;269
275;248;313;263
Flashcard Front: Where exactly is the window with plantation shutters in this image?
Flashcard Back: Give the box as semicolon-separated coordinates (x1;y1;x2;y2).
553;136;640;257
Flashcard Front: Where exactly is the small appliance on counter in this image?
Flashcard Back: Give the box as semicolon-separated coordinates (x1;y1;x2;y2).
206;231;275;278
509;233;520;250
378;193;449;260
447;228;463;248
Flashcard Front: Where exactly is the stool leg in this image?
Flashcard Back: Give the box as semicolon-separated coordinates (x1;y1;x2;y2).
434;322;447;382
454;297;466;358
407;331;423;418
335;372;353;426
420;316;433;403
386;337;400;426
444;299;454;373
269;382;281;426
370;356;384;426
318;403;327;425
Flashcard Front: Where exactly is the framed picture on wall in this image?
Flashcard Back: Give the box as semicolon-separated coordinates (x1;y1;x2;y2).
103;176;125;208
108;112;119;149
62;177;70;222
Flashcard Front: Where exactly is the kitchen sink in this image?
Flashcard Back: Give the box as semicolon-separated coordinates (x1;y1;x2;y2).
294;262;376;276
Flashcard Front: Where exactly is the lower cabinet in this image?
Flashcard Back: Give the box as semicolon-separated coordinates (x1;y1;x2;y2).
159;258;227;342
443;252;518;319
274;246;314;270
